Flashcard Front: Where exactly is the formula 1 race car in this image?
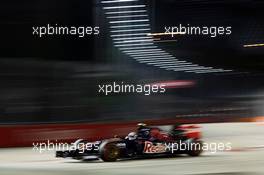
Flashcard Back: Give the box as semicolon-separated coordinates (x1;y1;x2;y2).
56;124;203;162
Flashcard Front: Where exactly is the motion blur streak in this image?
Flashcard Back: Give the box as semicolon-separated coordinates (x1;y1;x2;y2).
150;80;196;89
102;0;232;74
243;43;264;48
147;32;186;36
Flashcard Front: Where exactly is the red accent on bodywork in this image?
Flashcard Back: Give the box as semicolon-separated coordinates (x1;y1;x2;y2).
150;128;171;142
178;125;200;129
185;131;201;140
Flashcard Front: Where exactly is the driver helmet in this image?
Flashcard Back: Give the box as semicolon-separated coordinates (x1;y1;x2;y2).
137;123;147;129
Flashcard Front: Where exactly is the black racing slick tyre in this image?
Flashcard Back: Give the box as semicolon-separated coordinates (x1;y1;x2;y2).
100;143;120;162
187;140;203;157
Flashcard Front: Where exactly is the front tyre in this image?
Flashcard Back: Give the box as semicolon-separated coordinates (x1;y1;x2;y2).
101;143;120;162
187;140;203;157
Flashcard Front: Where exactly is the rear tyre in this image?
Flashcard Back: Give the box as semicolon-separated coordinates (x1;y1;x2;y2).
101;143;120;162
187;140;203;157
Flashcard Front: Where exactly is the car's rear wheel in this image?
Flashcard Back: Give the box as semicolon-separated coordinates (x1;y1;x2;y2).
101;143;120;162
187;140;203;157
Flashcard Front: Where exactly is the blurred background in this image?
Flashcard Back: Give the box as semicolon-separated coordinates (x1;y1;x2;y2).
0;0;263;124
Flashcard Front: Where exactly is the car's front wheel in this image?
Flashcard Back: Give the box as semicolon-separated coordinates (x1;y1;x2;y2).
100;143;120;162
187;140;203;157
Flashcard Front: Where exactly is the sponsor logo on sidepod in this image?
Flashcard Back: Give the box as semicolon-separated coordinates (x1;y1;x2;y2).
143;141;167;154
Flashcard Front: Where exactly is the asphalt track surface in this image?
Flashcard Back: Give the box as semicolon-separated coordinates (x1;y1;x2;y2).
1;123;264;175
